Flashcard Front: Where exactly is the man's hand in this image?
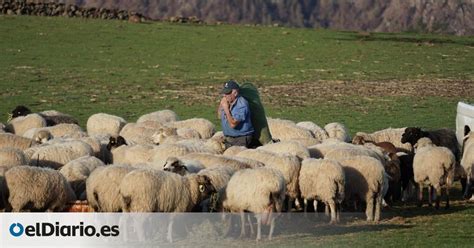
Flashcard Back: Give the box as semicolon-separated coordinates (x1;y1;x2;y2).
220;96;229;110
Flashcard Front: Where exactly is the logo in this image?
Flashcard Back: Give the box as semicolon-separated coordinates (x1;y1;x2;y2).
8;222;119;238
9;223;24;237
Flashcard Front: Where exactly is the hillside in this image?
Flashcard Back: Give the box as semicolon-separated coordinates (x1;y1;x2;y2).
62;0;474;35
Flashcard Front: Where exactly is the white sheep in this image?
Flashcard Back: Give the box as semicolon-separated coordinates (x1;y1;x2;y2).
339;156;386;222
324;122;351;142
29;140;94;169
258;140;310;160
179;153;262;172
0;133;35;151
0;166;9;210
119;122;163;145
23;123;87;140
5;113;47;136
87;113;127;137
4;165;76;212
136;109;179;123
167;118;216;139
222;167;286;241
352;127;412;153
236;149;301;210
59;156;105;200
110;144;157;166
413;137;455;209
119;169;216;242
176;128;201;139
267;118;316;142
86;164;135;212
297;121;329;142
461;132;474;199
0;147;27;167
151;142;223;167
222;146;247;156
299;158;345;223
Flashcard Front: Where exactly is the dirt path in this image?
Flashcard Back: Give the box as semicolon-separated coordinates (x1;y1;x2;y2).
160;79;474;107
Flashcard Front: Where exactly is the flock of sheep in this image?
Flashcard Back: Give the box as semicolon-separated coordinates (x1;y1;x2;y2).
0;105;473;241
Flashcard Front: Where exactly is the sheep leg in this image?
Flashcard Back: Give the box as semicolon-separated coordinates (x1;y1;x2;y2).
374;195;382;222
463;176;472;199
256;214;261;241
303;198;308;218
287;197;293;212
268;215;276;240
365;196;374;222
294;198;301;210
325;204;330;217
434;185;441;210
417;183;423;207
428;186;435;207
445;185;450;209
239;212;246;238
336;203;341;222
328;200;337;224
167;215;174;243
248;214;254;236
314;200;319;218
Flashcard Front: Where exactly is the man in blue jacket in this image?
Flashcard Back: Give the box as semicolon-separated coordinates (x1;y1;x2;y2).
217;80;254;148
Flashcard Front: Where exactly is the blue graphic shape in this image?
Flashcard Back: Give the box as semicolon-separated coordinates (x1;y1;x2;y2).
9;223;24;237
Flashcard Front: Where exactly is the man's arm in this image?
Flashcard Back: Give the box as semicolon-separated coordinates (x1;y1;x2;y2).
220;97;240;128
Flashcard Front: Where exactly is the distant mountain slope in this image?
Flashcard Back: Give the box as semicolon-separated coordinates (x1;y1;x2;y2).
66;0;474;35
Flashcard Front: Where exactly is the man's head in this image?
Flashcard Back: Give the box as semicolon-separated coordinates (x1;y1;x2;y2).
221;80;240;102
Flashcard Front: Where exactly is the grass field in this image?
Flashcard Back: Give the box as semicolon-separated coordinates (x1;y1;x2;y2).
1;15;474;246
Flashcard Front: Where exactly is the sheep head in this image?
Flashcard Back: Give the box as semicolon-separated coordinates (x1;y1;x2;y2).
11;105;31;119
163;157;188;176
401;127;425;146
152;127;178;145
106;136;127;150
195;175;217;199
414;137;434;151
34;130;52;144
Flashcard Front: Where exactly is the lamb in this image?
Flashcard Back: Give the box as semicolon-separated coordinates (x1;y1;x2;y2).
86;164;135;212
179;153;262;172
258;140;310;160
0;133;35;150
461;131;474;199
29;140;94;169
402;127;460;161
167;118;216;139
5;113;47;136
222;167;286;241
59;156;105;200
87;113;127;137
352;128;412;153
0;147;27;167
339;156;386;222
267;118;316;142
4;165;76;212
296;121;329;142
23;123;87;139
136;109;179;123
119;169;216;242
413;137;456;209
236;149;301;210
324;122;351;142
298;158;345;223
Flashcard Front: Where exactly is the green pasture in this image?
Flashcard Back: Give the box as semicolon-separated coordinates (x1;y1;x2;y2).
1;15;474;246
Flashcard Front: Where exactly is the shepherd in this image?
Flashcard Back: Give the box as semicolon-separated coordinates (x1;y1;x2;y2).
217;80;273;149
